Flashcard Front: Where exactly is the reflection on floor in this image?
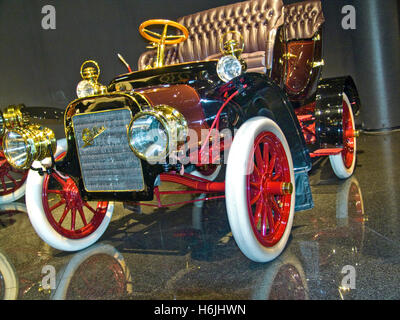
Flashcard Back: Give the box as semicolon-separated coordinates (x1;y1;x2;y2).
0;131;399;300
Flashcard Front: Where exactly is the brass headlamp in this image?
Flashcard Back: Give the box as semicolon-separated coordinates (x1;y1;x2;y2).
219;30;246;70
76;60;108;98
216;31;246;82
127;105;188;162
0;104;30;136
2;124;56;170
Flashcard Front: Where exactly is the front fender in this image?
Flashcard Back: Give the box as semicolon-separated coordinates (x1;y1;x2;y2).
228;72;312;173
221;73;314;212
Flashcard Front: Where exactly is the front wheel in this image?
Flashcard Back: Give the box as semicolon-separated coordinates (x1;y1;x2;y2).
226;117;295;263
26;139;114;252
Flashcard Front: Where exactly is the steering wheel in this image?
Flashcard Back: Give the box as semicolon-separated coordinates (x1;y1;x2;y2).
139;19;189;46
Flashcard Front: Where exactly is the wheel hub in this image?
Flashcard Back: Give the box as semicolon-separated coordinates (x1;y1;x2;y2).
262;175;293;196
246;131;294;248
62;179;85;208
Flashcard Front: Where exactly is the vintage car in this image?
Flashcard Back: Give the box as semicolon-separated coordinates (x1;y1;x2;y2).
0;104;63;204
2;0;360;263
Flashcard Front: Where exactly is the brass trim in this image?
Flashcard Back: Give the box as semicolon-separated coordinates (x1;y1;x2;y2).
282;52;298;60
77;60;108;98
219;30;246;70
82;126;107;148
310;59;325;68
352;130;360;138
312;34;321;41
2;105;30;129
80;60;101;82
219;30;245;58
64;92;143;141
119;60;219;77
130;92;152;110
0;111;4;136
71;107;145;193
282;182;294;195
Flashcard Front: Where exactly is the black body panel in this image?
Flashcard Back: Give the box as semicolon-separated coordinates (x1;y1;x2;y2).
315;76;361;148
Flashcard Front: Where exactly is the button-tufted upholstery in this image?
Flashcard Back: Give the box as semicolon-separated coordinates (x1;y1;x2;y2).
138;0;284;72
283;0;325;41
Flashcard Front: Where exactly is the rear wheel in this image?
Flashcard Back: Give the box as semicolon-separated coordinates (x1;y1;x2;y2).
191;164;222;181
26;139;114;251
226;117;295;262
329;93;357;179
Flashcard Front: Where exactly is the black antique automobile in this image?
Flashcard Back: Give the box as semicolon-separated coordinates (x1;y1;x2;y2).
0;104;63;204
2;0;360;262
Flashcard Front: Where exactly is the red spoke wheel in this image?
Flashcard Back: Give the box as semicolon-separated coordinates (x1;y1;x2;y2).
25;139;114;252
329;93;357;179
42;169;109;240
0;151;28;204
247;132;292;247
226;117;295;263
342;103;356;169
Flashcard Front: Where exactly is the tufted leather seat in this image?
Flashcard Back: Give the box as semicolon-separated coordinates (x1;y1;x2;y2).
283;0;325;41
138;0;285;73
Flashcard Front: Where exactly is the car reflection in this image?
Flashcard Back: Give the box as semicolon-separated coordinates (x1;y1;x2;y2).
251;250;309;300
51;243;133;300
0;174;366;300
0;241;133;300
299;176;366;299
0;202;28;230
0;248;18;300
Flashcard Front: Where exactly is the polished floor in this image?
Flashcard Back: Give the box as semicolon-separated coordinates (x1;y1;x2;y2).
0;131;399;300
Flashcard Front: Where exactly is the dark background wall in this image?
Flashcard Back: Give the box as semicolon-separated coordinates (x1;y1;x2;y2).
0;0;399;130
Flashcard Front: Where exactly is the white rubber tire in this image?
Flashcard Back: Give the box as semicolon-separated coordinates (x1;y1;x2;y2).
329;93;357;179
225;117;295;263
25;138;114;252
0;179;26;205
0;250;18;300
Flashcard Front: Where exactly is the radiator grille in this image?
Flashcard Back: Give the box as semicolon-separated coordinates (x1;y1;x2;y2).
72;108;144;192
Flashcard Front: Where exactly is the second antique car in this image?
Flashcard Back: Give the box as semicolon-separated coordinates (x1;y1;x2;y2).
0;104;63;204
2;0;360;263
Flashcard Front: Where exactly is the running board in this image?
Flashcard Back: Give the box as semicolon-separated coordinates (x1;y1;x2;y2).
310;148;343;158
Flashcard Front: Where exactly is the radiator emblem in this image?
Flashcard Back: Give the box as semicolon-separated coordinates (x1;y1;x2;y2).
82;126;106;148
